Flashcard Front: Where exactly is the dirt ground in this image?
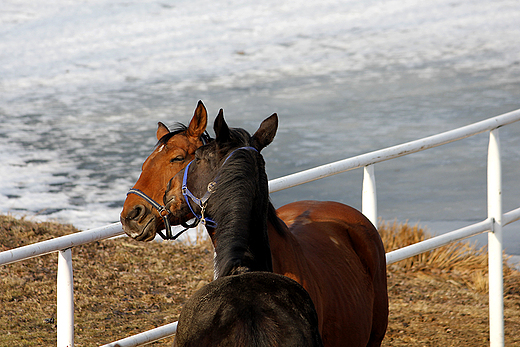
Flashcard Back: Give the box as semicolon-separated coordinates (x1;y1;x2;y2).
1;215;520;346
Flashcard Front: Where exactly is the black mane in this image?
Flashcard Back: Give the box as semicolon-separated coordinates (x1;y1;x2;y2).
207;128;271;277
221;128;288;238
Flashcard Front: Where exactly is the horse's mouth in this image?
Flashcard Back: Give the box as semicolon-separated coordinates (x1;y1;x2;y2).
136;218;158;242
165;196;195;226
121;214;158;242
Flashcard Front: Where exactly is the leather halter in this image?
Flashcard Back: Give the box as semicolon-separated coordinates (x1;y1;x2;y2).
181;146;258;228
126;188;192;240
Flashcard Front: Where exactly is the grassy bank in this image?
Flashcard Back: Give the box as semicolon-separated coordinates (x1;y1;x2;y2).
1;215;519;346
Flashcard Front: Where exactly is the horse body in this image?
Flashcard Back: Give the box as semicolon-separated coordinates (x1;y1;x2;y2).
172;112;324;346
164;112;387;346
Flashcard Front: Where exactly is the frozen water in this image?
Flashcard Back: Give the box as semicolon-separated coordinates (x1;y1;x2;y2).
1;0;519;252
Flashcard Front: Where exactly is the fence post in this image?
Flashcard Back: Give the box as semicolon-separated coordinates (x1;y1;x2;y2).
362;164;378;228
57;248;74;347
487;128;504;347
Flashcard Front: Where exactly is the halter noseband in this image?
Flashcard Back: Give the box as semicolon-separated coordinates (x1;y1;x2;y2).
181;146;258;228
126;188;192;240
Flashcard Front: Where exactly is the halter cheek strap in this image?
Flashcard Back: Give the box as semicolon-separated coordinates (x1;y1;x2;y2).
181;161;218;228
181;146;258;228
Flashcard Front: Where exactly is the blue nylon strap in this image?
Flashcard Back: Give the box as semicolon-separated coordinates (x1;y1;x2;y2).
182;161;217;227
181;146;258;228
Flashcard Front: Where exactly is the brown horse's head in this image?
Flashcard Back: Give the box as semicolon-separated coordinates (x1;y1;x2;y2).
120;101;209;241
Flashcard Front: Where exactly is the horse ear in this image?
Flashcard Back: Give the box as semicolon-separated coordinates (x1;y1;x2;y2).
156;122;170;141
252;113;278;151
214;109;230;143
187;100;208;139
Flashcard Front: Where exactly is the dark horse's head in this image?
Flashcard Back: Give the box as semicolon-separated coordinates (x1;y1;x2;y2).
120;101;210;241
164;110;278;277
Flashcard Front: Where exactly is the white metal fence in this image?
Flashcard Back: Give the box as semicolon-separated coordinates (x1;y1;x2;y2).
1;109;520;347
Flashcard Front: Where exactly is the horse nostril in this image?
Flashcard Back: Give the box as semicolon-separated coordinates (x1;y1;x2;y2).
127;204;145;221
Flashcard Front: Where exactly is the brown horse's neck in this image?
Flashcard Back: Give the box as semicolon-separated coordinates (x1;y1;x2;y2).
268;214;320;280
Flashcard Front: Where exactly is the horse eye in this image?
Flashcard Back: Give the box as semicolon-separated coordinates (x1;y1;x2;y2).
170;156;184;163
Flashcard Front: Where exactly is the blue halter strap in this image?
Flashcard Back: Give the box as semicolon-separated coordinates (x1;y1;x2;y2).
181;146;258;228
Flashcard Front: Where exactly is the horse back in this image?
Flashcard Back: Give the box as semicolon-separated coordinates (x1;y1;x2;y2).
174;272;323;347
275;201;388;347
277;200;386;277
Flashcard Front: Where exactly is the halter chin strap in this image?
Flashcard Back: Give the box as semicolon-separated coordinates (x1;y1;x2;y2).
181;146;258;228
126;188;191;240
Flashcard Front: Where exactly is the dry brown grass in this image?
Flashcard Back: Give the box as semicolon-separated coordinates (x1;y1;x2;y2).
380;220;489;271
379;220;520;346
0;215;214;346
379;220;520;295
1;214;520;346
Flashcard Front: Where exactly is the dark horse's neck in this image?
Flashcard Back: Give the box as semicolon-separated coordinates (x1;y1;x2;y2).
207;149;273;278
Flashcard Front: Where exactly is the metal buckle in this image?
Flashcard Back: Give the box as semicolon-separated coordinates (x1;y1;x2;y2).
207;181;217;193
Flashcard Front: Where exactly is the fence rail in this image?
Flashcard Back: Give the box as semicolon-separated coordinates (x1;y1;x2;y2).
268;109;520;194
1;108;520;347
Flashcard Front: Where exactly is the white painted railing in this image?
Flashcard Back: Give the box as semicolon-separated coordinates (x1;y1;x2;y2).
1;109;519;347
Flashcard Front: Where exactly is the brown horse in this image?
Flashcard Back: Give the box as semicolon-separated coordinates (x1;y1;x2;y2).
120;104;388;346
162;112;388;347
120;100;209;241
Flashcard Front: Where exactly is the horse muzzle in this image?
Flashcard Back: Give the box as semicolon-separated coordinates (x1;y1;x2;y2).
120;203;159;242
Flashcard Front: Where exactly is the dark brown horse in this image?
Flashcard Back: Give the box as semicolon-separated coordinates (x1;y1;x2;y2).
174;272;323;347
163;112;388;346
171;114;322;346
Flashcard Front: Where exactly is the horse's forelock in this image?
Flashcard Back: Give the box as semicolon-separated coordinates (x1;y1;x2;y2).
155;123;212;148
156;123;187;147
